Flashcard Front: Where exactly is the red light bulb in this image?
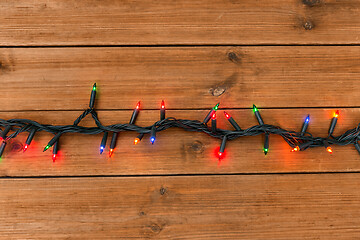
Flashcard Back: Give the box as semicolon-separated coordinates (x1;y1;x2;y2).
134;138;140;145
136;101;140;109
224;111;231;120
161;100;165;109
23;144;29;152
212;112;216;120
52;154;57;162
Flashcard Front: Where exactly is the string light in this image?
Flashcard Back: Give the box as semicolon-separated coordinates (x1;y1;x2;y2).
150;126;156;144
326;146;333;154
160;100;165;120
218;136;227;161
109;133;117;157
329;110;339;136
264;134;269;155
89;83;97;109
202;103;220;124
301;115;310;136
100;132;108;154
253;104;264;125
52;141;59;162
130;101;141;124
323;140;333;154
134;133;144;145
0;83;357;163
211;112;217;133
43;132;62;152
23;128;37;152
292;115;312;152
223;111;241;131
109;148;114;157
253;104;268;155
291;146;300;152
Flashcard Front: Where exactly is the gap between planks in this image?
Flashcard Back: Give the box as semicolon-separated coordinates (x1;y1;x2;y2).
2;171;360;180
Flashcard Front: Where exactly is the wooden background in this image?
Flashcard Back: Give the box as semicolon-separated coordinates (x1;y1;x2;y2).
1;0;360;239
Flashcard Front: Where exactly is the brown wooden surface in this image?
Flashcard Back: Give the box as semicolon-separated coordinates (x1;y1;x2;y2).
0;108;359;177
0;46;359;111
1;0;360;46
2;174;360;239
1;1;360;239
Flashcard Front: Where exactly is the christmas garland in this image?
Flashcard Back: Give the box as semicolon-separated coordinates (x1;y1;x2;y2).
0;83;359;161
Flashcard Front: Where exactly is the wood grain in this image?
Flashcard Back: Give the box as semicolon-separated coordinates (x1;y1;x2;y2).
0;46;359;111
0;108;359;177
1;173;360;239
1;0;360;46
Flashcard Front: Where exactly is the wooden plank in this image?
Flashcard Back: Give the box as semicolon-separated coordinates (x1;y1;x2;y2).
1;0;360;45
0;46;359;111
0;108;359;177
1;173;360;239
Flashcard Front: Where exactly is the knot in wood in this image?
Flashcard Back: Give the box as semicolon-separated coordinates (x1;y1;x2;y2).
227;51;241;64
11;141;23;152
160;186;167;195
210;86;226;97
303;21;314;30
302;0;321;7
148;222;164;234
190;140;204;153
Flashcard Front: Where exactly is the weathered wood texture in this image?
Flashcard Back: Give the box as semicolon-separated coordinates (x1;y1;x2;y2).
1;1;359;238
0;46;359;111
1;174;360;239
1;108;359;177
1;0;360;46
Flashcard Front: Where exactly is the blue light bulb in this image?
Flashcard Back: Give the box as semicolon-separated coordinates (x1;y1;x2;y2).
100;146;105;154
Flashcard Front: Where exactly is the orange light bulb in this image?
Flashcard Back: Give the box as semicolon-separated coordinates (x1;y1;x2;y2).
291;146;300;152
109;149;114;157
326;147;333;154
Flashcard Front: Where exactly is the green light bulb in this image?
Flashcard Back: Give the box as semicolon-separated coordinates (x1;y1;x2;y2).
43;144;51;152
213;103;220;111
264;148;268;153
253;104;258;112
